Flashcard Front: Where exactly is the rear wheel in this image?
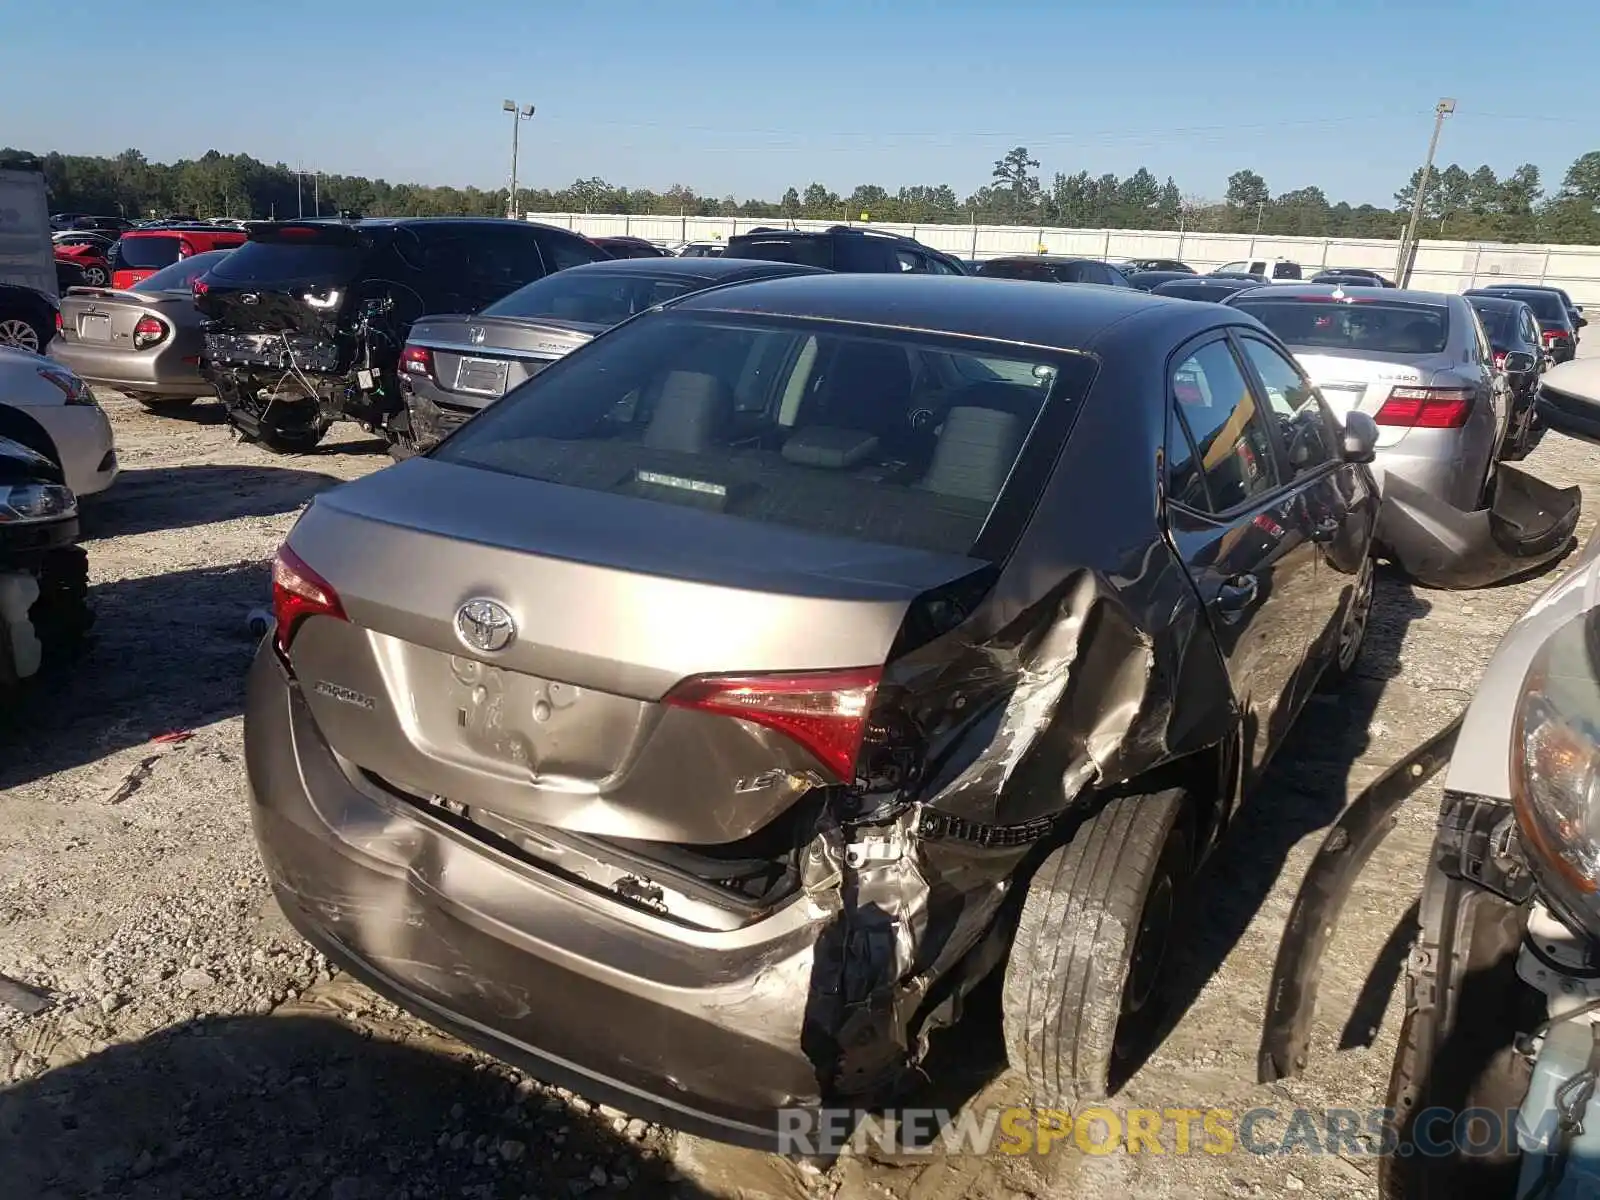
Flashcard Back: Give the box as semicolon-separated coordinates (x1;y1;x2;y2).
1320;554;1374;689
255;419;330;454
0;314;46;354
136;397;198;413
80;265;108;287
1001;788;1192;1105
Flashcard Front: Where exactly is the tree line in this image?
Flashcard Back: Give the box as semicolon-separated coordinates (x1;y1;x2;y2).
7;143;1600;245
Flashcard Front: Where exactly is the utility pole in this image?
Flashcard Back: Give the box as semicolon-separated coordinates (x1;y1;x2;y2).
296;168;303;218
1255;200;1264;233
314;171;320;218
1396;98;1456;286
503;100;535;219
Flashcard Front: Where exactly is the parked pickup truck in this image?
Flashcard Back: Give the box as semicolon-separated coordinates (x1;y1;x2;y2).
1213;257;1304;281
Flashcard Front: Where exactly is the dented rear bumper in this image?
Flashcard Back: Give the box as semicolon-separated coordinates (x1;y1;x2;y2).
245;648;833;1148
1378;463;1580;590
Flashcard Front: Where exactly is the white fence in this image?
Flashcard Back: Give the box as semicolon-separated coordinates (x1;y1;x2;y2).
524;211;1600;308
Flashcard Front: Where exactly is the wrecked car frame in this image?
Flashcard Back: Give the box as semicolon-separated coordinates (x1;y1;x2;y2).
245;275;1383;1147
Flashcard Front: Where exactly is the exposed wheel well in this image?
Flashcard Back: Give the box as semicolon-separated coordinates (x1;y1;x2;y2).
0;405;63;473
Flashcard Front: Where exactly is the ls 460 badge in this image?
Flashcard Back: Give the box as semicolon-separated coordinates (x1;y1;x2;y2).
314;680;376;710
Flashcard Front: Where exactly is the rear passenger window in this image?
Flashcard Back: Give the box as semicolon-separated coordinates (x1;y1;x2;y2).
462;226;547;291
1168;340;1280;512
1236;336;1337;479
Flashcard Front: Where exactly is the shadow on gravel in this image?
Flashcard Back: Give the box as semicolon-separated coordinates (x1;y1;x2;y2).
82;463;343;539
0;561;268;787
0;1013;706;1200
1113;568;1434;1088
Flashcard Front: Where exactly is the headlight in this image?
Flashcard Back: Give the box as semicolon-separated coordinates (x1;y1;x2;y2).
0;483;77;524
35;366;97;406
1513;610;1600;896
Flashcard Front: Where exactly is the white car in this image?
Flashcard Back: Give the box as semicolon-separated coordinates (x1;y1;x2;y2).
0;348;118;497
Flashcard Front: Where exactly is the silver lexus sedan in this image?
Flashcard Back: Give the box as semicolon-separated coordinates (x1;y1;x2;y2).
1223;285;1569;588
1226;284;1508;513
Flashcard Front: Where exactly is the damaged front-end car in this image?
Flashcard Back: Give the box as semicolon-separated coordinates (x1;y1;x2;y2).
1259;519;1600;1198
0;406;91;699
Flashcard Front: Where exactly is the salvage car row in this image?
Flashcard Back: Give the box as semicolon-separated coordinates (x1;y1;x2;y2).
5;215;1600;1171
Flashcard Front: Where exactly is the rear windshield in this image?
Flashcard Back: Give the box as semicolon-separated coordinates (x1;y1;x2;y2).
135;249;234;293
114;235;180;271
976;260;1057;282
1155;281;1240;302
1232;299;1449;354
1490;290;1566;323
209;239;365;285
483;271;702;325
433;312;1096;557
1468;304;1516;344
726;237;832;269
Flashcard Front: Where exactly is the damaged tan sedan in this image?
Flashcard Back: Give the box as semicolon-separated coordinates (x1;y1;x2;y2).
244;273;1382;1147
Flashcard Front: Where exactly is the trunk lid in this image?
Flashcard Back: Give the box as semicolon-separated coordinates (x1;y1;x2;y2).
407;314;599;409
1288;348;1445;448
283;458;981;844
57;289;190;352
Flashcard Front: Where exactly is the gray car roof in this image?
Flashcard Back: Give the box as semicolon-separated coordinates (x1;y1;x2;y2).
670;273;1244;351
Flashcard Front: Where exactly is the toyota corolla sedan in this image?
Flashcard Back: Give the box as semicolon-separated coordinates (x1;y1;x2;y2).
1227;284;1577;588
245;274;1381;1146
398;256;826;453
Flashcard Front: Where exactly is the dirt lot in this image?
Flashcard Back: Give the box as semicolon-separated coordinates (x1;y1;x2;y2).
1;369;1597;1199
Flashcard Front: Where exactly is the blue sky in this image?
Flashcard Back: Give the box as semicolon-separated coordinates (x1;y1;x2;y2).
5;0;1595;207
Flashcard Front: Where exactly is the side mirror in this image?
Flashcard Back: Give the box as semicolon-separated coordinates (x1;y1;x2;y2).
1503;350;1537;374
1341;411;1379;464
1578;317;1588;329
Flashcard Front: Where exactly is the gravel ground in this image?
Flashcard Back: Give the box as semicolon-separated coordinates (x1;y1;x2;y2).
1;369;1597;1199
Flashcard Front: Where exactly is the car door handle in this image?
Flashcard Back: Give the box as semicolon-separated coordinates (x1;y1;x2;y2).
1309;517;1341;543
1215;574;1260;618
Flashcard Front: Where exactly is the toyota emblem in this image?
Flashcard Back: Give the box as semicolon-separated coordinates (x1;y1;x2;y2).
455;598;516;654
468;326;487;345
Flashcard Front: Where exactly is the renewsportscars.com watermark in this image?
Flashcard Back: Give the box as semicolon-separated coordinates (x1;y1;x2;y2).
776;1105;1551;1158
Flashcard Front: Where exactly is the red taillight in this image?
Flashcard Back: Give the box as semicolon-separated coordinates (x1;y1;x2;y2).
192;277;209;297
53;310;63;333
275;226;324;241
1542;328;1567;344
665;667;881;782
271;545;347;654
1373;386;1473;429
132;315;168;350
400;344;434;378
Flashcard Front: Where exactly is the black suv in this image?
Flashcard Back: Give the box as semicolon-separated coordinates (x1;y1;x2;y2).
196;217;609;451
722;225;967;274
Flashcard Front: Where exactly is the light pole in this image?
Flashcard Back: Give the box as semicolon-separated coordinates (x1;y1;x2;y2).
503;100;535;219
1395;98;1456;285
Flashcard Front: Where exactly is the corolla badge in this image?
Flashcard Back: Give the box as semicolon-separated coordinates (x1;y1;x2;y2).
468;326;487;345
455;598;516;653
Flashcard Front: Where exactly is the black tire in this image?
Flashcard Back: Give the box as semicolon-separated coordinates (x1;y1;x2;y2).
81;266;108;287
1319;554;1374;690
31;546;92;666
1002;787;1192;1105
253;418;329;455
136;397;198;412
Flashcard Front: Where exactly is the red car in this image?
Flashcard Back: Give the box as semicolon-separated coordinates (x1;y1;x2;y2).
52;235;114;287
110;226;247;290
